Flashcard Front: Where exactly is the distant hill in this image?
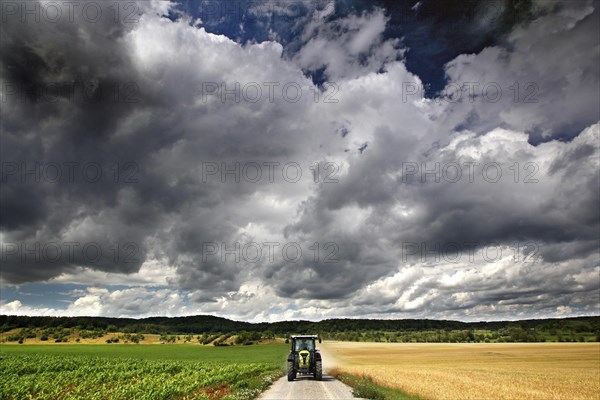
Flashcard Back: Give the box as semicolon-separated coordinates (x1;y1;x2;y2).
1;314;598;339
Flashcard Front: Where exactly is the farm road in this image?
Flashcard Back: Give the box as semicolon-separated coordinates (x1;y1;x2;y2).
259;342;365;400
259;373;359;400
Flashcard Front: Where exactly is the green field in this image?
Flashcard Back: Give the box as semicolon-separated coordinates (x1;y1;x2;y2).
0;344;288;400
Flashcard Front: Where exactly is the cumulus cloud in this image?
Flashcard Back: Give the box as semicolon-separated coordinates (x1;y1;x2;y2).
0;287;188;318
293;7;403;80
0;0;598;320
436;0;600;143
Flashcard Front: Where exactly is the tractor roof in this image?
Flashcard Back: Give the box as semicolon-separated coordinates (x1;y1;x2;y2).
290;335;319;339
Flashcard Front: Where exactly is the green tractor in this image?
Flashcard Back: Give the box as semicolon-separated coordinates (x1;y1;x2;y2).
287;335;322;381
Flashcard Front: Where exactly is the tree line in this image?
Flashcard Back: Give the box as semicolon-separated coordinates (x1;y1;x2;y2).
1;315;598;343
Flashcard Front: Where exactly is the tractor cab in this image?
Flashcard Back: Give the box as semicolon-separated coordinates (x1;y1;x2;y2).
287;335;322;381
294;337;316;352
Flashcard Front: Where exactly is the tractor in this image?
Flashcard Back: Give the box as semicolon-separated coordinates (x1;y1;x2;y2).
287;335;322;381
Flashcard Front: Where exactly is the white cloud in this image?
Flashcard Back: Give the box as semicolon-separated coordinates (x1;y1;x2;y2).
437;0;599;141
1;0;598;321
294;8;403;80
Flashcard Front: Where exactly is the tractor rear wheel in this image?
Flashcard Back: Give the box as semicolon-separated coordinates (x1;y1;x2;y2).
287;361;296;381
315;360;322;381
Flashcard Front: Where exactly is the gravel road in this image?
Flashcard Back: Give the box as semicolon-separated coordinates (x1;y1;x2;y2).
258;343;364;400
258;373;360;400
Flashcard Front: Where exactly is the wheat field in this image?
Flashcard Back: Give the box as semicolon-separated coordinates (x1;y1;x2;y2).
321;342;600;400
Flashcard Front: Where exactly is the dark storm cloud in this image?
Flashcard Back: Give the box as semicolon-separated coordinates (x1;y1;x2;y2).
0;1;334;299
271;0;600;298
0;2;221;284
538;240;599;263
438;0;600;143
265;232;397;300
286;123;599;273
1;2;149;280
1;0;598;319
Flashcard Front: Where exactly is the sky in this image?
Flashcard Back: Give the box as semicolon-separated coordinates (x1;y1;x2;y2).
0;0;599;322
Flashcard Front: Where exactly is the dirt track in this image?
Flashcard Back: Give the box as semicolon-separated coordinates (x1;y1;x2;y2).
258;343;363;400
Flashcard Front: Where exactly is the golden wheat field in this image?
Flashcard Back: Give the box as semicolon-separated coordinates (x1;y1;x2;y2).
320;342;600;400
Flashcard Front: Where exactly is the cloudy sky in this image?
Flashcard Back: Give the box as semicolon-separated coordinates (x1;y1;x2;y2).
0;0;598;322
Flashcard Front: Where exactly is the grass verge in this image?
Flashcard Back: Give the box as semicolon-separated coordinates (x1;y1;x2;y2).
330;369;421;400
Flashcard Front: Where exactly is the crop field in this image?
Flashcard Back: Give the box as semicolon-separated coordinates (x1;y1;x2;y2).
0;344;288;400
323;342;600;400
